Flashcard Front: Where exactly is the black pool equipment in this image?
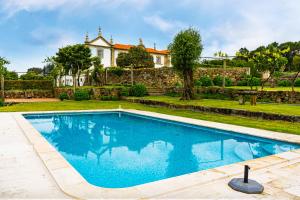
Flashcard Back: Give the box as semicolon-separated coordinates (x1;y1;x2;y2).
228;165;264;194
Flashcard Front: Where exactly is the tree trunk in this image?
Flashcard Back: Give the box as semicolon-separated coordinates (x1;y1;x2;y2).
292;71;300;92
222;60;226;89
131;66;134;86
72;74;76;92
181;69;194;100
1;74;4;99
77;71;81;87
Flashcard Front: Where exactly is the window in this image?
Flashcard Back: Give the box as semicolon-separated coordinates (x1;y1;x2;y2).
97;48;104;59
156;56;162;64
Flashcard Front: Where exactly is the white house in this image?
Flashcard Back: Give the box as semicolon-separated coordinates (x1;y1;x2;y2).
85;28;171;68
60;28;171;86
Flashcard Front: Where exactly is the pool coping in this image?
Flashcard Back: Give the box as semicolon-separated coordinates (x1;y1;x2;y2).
13;109;300;199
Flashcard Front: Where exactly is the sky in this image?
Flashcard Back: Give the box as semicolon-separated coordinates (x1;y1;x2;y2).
0;0;300;71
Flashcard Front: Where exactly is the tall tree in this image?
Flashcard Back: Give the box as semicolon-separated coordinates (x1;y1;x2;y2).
45;56;64;87
168;28;203;100
55;44;92;90
0;57;10;98
91;57;104;86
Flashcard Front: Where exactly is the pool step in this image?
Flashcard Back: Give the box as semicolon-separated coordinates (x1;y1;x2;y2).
234;144;254;161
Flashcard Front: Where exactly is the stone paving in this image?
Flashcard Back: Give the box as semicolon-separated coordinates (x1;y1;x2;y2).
1;110;300;199
0;113;69;199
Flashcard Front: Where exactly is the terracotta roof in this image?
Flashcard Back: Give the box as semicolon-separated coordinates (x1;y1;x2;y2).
113;44;169;55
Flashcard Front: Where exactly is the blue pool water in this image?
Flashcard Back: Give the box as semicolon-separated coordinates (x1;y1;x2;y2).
25;112;300;188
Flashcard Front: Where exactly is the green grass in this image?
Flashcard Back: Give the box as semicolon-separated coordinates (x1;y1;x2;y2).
0;100;299;135
227;86;300;92
131;96;300;116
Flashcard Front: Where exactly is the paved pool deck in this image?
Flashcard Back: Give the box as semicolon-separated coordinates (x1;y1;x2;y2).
1;109;300;199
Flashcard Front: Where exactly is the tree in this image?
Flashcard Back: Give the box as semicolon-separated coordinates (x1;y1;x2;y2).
292;55;300;92
45;56;64;87
249;46;289;90
168;28;203;100
214;51;228;88
279;42;300;71
91;57;104;86
128;45;154;68
55;44;92;90
0;57;10;98
116;52;131;67
20;71;45;80
27;67;43;75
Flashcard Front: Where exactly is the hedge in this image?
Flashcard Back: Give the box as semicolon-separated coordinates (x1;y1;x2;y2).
4;80;53;90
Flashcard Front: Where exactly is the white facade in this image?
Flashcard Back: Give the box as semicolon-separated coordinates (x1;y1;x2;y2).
85;33;171;68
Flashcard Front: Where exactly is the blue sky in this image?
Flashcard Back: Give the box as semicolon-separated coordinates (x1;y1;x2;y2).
0;0;300;71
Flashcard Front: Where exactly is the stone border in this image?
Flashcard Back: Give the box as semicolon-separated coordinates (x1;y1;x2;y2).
13;109;300;199
127;98;300;122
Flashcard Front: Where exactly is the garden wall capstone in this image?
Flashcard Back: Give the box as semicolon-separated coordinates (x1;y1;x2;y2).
4;90;54;98
105;67;249;88
127;98;300;122
166;87;300;104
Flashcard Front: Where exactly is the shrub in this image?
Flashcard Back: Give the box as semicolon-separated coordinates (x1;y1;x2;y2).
212;76;232;87
4;80;53;90
197;76;212;87
74;90;90;101
165;92;181;97
100;95;112;101
59;92;69;101
225;77;233;87
0;98;4;107
111;96;119;101
213;75;223;86
109;67;124;77
130;84;148;97
278;80;292;87
295;79;300;87
237;79;248;86
248;77;261;87
120;87;130;97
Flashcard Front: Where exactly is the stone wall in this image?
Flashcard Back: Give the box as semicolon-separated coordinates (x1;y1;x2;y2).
105;67;249;88
128;98;300;122
54;87;124;99
166;87;300;103
4;90;54;99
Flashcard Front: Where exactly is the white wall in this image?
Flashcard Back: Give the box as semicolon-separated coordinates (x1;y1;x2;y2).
89;46;111;67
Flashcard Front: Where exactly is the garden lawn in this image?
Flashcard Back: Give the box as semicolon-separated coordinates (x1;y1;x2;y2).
132;96;300;116
227;86;300;92
0;100;299;135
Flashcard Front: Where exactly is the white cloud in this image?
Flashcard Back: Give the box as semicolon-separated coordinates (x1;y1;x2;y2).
144;15;187;33
0;0;151;17
201;0;300;56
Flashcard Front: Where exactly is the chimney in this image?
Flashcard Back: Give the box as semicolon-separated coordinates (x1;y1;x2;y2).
110;35;114;44
154;42;156;50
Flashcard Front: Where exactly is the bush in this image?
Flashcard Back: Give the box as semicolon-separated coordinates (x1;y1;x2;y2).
278;80;292;87
225;78;233;87
248;77;261;87
120;87;130;97
130;84;148;97
100;95;119;101
59;92;69;101
213;76;232;87
213;75;223;86
196;76;212;87
74;90;90;101
237;79;248;86
5;80;53;90
295;79;300;87
0;98;4;107
108;67;124;77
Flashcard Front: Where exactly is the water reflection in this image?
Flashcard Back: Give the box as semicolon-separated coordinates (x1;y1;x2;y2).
27;112;299;188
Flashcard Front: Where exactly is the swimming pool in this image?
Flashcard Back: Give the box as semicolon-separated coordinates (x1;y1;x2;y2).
25;111;300;188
